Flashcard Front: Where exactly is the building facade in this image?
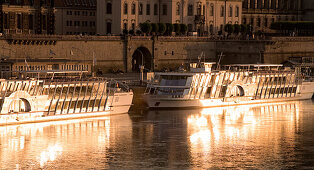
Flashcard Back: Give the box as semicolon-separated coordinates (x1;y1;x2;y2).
242;0;303;33
54;0;97;35
0;0;55;35
302;0;314;21
97;0;242;35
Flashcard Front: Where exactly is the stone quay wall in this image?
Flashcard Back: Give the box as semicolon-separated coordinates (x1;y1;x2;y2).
0;34;314;73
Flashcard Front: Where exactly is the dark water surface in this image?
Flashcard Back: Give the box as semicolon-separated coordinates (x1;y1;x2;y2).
1;100;314;169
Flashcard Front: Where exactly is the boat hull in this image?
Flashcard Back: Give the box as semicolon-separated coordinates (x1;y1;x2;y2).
0;91;133;126
144;92;313;109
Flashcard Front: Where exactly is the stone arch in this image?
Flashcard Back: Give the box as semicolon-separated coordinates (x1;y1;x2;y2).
225;81;246;97
131;46;152;72
9;98;31;113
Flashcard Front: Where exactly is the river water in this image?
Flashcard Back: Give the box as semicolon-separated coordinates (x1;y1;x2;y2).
1;100;314;169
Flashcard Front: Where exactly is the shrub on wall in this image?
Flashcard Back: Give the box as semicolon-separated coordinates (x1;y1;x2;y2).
158;23;166;35
140;22;152;34
173;23;181;35
151;23;159;34
180;24;187;35
166;23;174;35
224;24;234;35
233;24;240;35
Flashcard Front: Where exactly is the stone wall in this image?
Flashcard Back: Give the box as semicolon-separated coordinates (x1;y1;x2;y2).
0;35;313;73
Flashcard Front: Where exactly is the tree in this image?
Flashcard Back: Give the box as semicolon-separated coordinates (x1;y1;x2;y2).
180;24;187;35
173;23;181;35
233;24;240;35
158;23;166;35
151;23;159;34
123;29;128;35
166;23;174;35
224;24;234;35
136;30;142;35
128;30;134;35
140;22;152;35
240;24;247;34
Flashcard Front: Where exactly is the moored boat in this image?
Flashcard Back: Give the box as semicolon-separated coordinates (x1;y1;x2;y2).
144;62;314;108
0;70;133;125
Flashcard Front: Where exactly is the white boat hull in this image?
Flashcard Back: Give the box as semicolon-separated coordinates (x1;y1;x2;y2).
144;89;313;109
0;91;133;126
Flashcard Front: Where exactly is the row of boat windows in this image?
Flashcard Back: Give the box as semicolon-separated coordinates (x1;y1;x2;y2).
159;74;293;87
44;85;106;98
50;99;106;114
256;87;298;96
14;64;89;71
0;81;43;96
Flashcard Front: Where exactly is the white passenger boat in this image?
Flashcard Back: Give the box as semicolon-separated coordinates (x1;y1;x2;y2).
144;62;314;108
0;71;133;125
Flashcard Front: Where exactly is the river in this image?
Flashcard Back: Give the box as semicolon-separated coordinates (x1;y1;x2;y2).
1;100;314;169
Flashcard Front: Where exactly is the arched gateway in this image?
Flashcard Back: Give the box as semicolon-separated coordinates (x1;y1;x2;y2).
132;47;152;72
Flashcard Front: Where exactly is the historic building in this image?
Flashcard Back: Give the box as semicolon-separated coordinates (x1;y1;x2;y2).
0;0;55;35
242;0;303;33
54;0;97;35
302;0;314;21
97;0;242;35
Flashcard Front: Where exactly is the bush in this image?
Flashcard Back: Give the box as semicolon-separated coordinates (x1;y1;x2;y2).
158;23;166;35
136;30;142;35
151;23;159;34
166;23;174;35
123;29;128;35
180;24;187;35
128;30;134;35
240;24;247;34
224;24;234;35
173;23;181;35
140;22;152;34
233;24;240;34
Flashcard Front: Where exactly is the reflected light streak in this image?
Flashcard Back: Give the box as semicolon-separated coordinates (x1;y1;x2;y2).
39;144;63;167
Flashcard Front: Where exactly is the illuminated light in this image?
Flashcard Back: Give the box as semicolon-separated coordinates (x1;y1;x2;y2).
39;144;63;167
190;130;211;144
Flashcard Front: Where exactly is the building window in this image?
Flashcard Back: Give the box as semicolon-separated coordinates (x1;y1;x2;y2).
107;2;112;14
257;18;261;27
17;14;22;29
90;21;96;27
264;18;268;27
42;15;47;30
229;6;232;17
67;11;72;15
188;24;193;32
197;4;201;15
124;23;127;30
209;24;213;34
4;13;8;29
139;3;143;15
131;3;136;15
210;4;214;16
250;18;254;25
220;5;224;17
146;4;150;15
235;6;239;17
132;23;135;30
29;14;33;29
154;4;158;15
124;3;128;14
243;18;247;24
176;3;180;15
162;4;167;15
188;4;193;16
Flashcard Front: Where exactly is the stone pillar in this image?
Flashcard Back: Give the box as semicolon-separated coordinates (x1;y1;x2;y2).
276;0;278;9
255;0;258;9
262;0;265;8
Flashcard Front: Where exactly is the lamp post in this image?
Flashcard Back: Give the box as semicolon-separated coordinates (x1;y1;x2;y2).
135;49;144;85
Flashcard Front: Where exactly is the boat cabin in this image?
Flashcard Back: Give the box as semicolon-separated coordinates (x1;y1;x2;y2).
190;62;216;73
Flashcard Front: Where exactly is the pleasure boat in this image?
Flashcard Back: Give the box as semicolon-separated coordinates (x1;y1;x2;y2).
0;70;133;125
144;62;314;108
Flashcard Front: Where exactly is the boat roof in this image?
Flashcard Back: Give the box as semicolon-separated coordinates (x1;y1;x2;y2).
225;64;283;67
16;70;89;74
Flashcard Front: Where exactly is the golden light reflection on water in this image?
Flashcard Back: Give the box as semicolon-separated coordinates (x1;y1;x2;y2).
0;115;130;169
187;102;301;167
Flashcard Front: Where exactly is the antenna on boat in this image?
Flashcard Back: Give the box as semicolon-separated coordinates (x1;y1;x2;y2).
217;52;224;70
